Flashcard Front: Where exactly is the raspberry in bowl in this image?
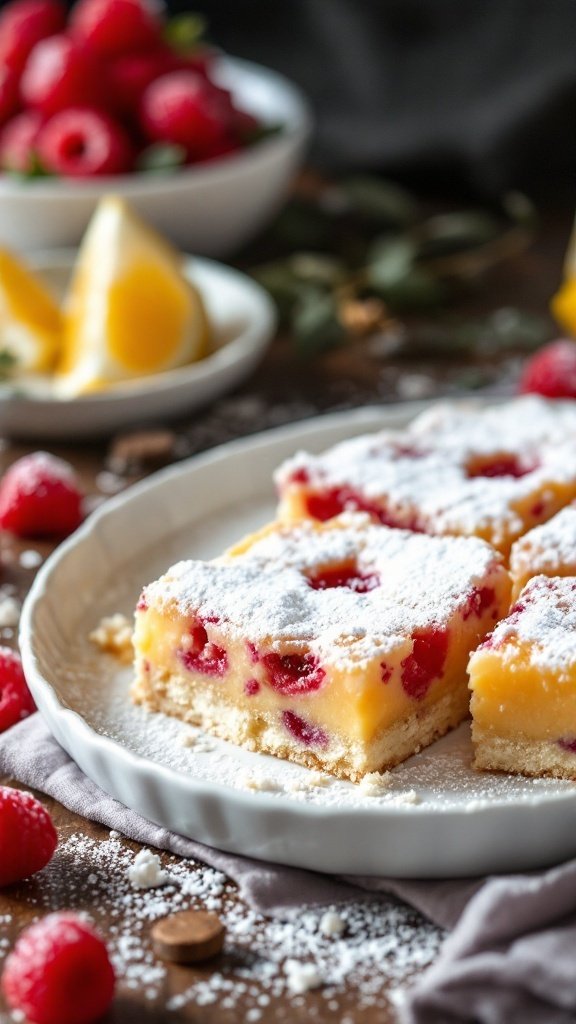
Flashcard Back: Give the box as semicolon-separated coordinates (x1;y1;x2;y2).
0;0;311;255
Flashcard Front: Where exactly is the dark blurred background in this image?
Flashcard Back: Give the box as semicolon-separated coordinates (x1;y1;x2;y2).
169;0;576;203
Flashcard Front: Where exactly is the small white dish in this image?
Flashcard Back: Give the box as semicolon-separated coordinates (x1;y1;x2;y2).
20;402;576;877
0;57;312;256
0;250;276;440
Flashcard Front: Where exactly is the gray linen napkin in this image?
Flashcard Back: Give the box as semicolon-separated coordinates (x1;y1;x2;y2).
3;714;576;1024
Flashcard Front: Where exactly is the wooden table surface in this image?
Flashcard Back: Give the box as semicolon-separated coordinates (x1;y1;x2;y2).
0;207;571;1023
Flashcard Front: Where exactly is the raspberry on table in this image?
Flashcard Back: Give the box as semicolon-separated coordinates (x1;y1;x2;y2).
0;785;57;886
0;646;36;732
71;0;163;59
0;0;66;74
0;451;84;538
0;110;44;172
21;34;105;116
38;106;133;176
519;339;576;399
140;70;233;159
1;912;115;1024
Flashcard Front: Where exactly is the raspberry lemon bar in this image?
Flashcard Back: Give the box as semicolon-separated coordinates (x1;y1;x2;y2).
469;575;576;780
132;514;510;780
275;397;576;557
509;505;576;599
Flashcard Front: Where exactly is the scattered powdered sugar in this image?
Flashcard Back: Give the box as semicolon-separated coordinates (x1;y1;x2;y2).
127;849;172;889
140;513;505;667
177;729;216;753
284;959;323;993
20;830;442;1017
18;549;43;569
357;771;393;796
0;593;20;628
319;911;346;937
241;774;283;793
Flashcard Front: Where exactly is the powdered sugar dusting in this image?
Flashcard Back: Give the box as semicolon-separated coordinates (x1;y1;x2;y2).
14;830;442;1017
141;514;504;666
276;397;576;547
510;505;576;575
480;575;576;673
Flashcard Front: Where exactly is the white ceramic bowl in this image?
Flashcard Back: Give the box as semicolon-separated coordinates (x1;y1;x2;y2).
0;56;312;256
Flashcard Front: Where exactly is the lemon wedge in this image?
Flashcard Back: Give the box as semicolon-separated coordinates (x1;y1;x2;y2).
0;248;62;373
56;196;211;397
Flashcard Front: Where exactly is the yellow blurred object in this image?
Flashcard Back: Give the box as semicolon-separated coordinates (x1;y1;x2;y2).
56;196;211;397
551;277;576;336
0;248;62;372
551;229;576;335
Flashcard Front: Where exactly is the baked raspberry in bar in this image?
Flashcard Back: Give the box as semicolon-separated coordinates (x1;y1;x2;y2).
469;575;576;781
132;513;510;781
509;505;576;600
275;397;576;557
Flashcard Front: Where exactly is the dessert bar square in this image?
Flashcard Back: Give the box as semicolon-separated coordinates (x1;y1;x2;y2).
509;505;576;599
469;575;576;780
275;397;576;557
132;513;511;780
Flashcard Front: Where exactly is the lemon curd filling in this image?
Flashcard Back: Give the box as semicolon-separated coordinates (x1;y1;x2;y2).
469;575;576;779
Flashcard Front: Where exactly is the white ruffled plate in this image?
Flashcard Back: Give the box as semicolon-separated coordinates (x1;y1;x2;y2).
20;402;576;876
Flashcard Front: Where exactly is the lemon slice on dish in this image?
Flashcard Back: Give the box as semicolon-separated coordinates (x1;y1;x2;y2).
56;196;211;397
0;248;62;373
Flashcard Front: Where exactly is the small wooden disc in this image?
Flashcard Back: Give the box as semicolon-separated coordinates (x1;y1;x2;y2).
151;910;225;964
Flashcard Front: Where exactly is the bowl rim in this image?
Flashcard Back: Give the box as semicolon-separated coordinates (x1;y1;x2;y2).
0;54;313;199
8;249;277;405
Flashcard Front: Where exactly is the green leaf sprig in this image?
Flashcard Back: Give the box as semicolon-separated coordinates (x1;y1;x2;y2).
252;176;538;357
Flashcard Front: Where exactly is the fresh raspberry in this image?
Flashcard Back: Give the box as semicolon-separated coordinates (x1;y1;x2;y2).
0;451;84;538
71;0;163;59
1;912;115;1024
196;132;241;164
37;107;133;176
0;68;19;130
308;563;380;592
462;586;496;621
0;647;35;732
401;627;448;701
263;652;326;695
140;70;232;159
0;110;44;172
107;49;171;117
0;785;57;886
467;455;535;479
282;710;329;748
21;35;105;117
178;623;228;677
518;339;576;399
0;0;66;74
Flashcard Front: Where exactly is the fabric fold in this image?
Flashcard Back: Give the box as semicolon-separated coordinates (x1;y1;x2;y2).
4;713;576;1024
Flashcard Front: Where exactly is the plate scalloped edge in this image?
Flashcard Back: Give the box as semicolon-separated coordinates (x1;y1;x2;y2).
19;399;576;876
